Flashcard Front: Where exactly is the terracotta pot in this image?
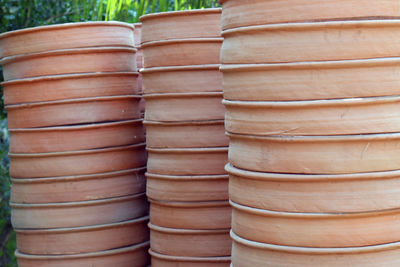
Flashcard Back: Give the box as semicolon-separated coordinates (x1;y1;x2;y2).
149;198;231;229
146;172;228;201
221;58;400;101
0;21;135;58
149;223;231;257
133;23;142;47
9;143;146;178
6;95;141;128
141;64;222;94
150;249;230;267
147;147;228;175
137;48;144;70
227;164;400;213
231;231;400;267
16;241;150;267
227;132;400;174
142;38;222;68
220;0;400;30
144;92;224;122
11;167;146;203
221;20;400;64
11;193;148;229
1;47;136;81
15;216;149;255
2;72;139;105
9;120;144;153
144;120;228;148
140;8;221;43
224;96;400;136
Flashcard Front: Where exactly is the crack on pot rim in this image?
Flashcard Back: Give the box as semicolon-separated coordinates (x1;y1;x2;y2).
149;248;231;262
146;172;228;180
140;64;220;74
149;198;229;208
148;222;230;235
139;8;221;22
146;146;228;153
143;119;224;126
141;37;223;47
143;91;223;99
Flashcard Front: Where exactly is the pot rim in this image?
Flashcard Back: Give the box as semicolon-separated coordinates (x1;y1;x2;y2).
148;222;229;235
146;172;228;180
143;119;224;126
141;37;223;47
0;46;137;65
149;248;231;262
149;198;229;208
143;91;223;99
10;192;146;209
15;240;149;259
11;167;146;183
15;216;149;234
140;64;220;73
9;143;145;158
146;146;228;154
139;8;221;22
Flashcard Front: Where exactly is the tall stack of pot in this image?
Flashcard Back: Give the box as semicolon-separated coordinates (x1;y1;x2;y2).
140;9;231;266
0;22;149;267
220;1;400;266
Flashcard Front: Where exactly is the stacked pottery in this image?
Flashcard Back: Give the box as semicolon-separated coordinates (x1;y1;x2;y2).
140;9;231;266
0;22;149;267
134;22;145;117
220;0;400;266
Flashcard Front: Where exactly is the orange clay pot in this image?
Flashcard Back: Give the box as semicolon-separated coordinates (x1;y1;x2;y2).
1;47;136;81
221;20;400;64
144;120;228;148
150;249;230;267
11;193;148;229
231;200;400;248
9;143;146;178
227;164;400;213
11;167;146;203
15;216;149;255
149;198;231;229
228;132;400;174
141;65;222;94
16;241;150;267
144;92;224;122
142;38;222;68
146;172;228;202
140;8;221;43
6;95;141;128
2;72;139;105
9;120;144;153
221;59;400;101
0;21;135;58
147;147;228;175
224;96;400;136
231;231;400;267
133;23;142;47
220;0;400;30
149;223;231;257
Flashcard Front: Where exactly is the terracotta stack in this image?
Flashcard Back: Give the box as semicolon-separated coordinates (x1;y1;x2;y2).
0;22;149;266
220;1;400;266
133;22;145;117
140;9;231;266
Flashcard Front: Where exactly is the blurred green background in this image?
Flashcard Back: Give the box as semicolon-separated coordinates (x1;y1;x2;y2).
0;0;219;265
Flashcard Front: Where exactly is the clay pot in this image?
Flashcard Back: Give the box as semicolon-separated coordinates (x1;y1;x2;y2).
149;223;231;257
147;147;228;175
141;64;222;94
227;164;400;213
16;241;150;267
227;132;400;174
0;21;135;58
224;96;400;136
149;198;231;229
9;143;146;178
15;216;149;254
144;92;224;122
146;172;228;201
150;249;230;267
11;167;146;203
6;95;141;128
221;58;400;101
144;120;228;148
231;231;400;267
133;23;142;47
1;47;136;81
140;8;221;43
221;20;400;64
9;120;144;153
142;38;222;68
2;72;139;105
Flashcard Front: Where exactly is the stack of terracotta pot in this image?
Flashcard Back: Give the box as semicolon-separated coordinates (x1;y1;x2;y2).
0;22;149;266
140;9;231;266
133;22;145;117
220;0;400;266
